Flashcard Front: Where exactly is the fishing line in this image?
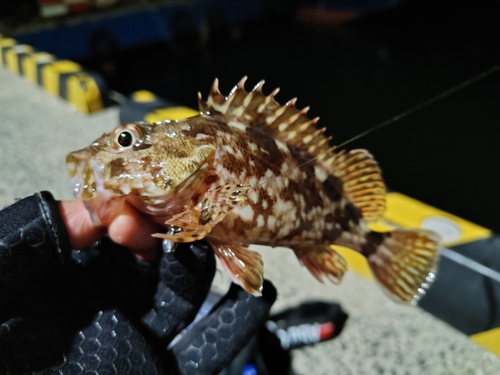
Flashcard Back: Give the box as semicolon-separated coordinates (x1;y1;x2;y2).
249;65;500;190
336;64;500;149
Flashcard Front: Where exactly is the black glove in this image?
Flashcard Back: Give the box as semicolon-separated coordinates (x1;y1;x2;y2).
0;192;277;374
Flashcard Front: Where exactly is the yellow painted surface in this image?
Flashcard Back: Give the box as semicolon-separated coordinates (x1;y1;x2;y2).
132;90;156;102
42;60;81;96
384;192;491;247
471;328;500;356
22;52;54;84
334;245;373;280
0;38;16;65
67;73;103;114
5;44;33;73
145;107;199;122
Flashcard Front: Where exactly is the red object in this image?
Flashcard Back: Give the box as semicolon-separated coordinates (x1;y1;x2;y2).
319;322;335;340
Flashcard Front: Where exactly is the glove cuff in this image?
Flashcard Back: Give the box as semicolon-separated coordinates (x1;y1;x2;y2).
0;191;71;287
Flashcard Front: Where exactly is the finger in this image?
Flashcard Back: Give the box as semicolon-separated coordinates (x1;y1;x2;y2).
168;280;277;375
107;202;163;261
57;200;104;249
141;241;216;343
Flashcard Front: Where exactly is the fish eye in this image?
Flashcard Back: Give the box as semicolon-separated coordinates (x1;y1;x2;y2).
112;124;143;151
118;131;133;147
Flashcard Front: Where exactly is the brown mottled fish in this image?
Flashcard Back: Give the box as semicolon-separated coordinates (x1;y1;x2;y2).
66;77;441;303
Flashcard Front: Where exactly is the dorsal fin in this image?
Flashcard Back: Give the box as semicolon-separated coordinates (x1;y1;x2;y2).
324;149;386;222
198;77;386;222
198;77;333;160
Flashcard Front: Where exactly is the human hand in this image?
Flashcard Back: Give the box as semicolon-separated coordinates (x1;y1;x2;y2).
57;199;162;261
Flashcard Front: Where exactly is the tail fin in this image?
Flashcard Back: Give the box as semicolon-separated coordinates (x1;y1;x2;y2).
366;229;441;305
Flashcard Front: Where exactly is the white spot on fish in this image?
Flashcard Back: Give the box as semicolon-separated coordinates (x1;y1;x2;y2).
341;232;352;241
238;169;247;181
249;176;258;188
276;140;288;153
257;214;265;227
268;216;276;231
196;133;210;140
262;200;268;210
228;120;247;131
314;166;328;182
251;191;259;204
238;205;254;221
249;143;258;152
264;169;275;180
274;198;294;215
222;145;234;154
280;162;289;174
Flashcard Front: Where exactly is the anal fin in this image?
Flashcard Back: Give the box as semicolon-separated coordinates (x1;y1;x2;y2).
365;229;441;304
210;242;264;296
293;245;348;284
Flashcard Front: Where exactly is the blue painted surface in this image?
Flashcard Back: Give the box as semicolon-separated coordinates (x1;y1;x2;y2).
13;0;263;60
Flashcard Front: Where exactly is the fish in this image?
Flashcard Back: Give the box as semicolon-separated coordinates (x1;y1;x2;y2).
66;77;441;303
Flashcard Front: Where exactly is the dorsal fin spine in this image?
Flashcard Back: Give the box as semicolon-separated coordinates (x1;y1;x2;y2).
308;135;332;154
258;87;280;114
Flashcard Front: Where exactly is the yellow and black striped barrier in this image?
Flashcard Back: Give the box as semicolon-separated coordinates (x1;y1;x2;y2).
337;192;500;355
0;34;106;114
119;93;500;356
119;90;198;124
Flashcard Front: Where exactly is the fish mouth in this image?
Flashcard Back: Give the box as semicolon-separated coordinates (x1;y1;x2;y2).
66;151;112;201
66;151;126;226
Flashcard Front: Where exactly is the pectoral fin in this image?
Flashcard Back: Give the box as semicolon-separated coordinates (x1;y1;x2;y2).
210;242;264;296
152;183;252;242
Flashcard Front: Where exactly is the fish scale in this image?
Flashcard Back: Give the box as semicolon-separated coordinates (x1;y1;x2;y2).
67;77;441;303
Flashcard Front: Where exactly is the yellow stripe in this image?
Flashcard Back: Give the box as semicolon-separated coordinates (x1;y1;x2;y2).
470;328;500;356
22;52;55;84
5;45;33;73
66;73;103;114
42;60;81;96
333;246;373;280
0;37;16;66
331;193;492;281
145;107;199;122
132;90;157;102
384;192;491;247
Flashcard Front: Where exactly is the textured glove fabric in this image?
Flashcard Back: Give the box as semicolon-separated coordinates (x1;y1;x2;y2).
0;193;277;374
170;281;277;375
0;192;70;287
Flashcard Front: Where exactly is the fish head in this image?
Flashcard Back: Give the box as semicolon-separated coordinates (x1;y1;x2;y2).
66;121;215;224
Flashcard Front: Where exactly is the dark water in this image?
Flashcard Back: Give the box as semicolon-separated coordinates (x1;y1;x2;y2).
81;0;500;232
